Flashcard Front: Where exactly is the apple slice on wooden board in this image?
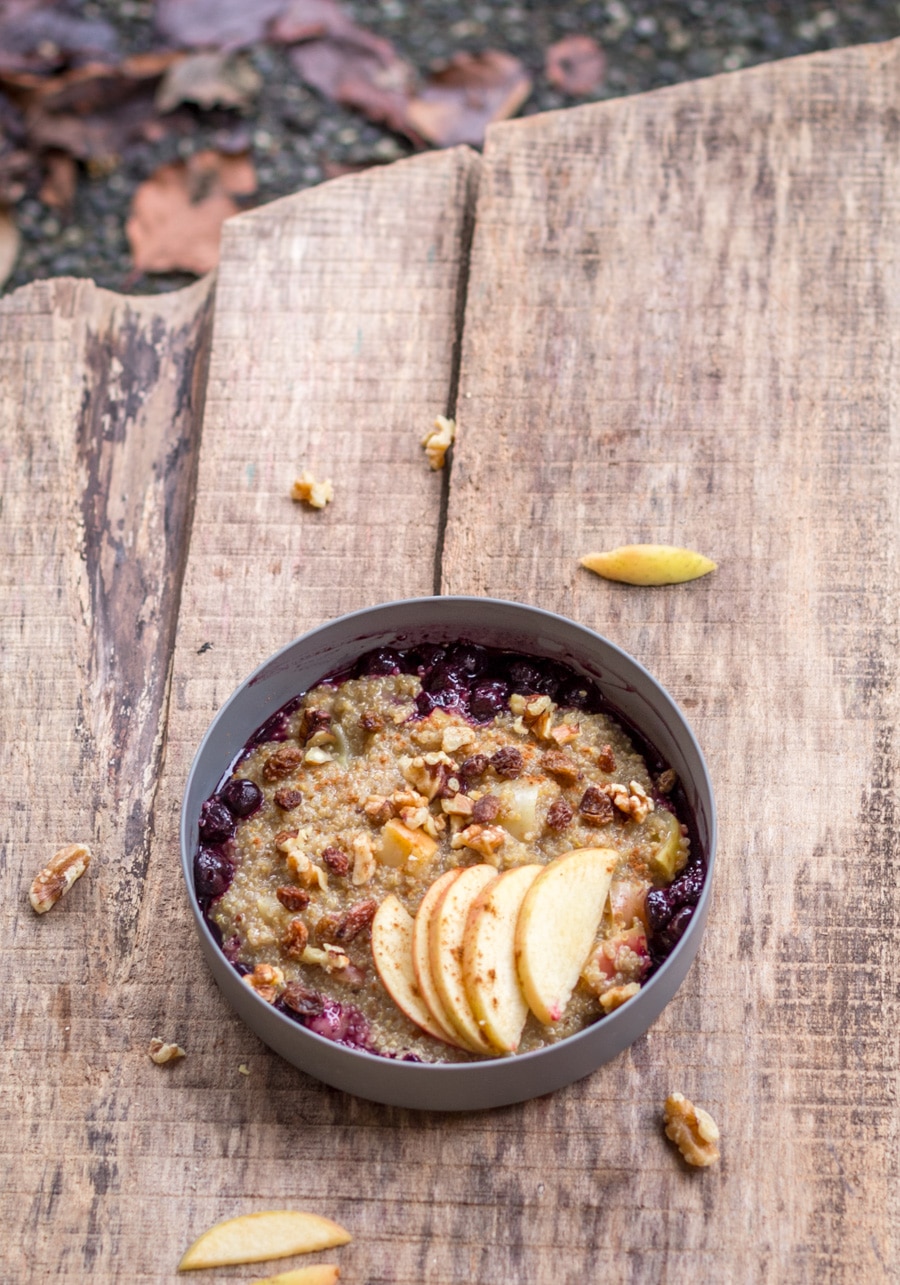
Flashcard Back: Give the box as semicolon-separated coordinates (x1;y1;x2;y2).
515;847;619;1025
371;894;455;1044
411;868;471;1049
462;864;542;1053
429;863;498;1055
178;1211;351;1271
251;1267;341;1285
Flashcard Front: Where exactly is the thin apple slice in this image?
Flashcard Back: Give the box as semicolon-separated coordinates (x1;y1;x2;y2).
251;1268;341;1285
178;1211;351;1271
371;894;455;1044
411;869;471;1049
515;847;618;1025
429;863;497;1055
462;864;542;1053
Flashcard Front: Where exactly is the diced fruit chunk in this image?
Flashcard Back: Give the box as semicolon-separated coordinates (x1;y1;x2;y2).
515;847;618;1024
494;779;541;842
378;819;438;869
250;1268;341;1285
462;864;542;1053
429;864;497;1054
178;1211;351;1271
371;895;455;1044
645;808;684;880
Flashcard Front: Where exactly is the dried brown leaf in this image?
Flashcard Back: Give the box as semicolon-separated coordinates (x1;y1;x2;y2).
0;3;120;76
289;33;416;137
405;50;532;148
126;148;257;275
156;51;261;113
270;0;370;45
155;0;285;50
38;149;76;211
0;204;20;289
545;35;606;96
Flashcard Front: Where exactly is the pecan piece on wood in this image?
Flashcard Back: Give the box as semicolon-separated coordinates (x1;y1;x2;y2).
29;842;91;914
540;750;581;786
471;794;501;824
322;846;351;877
282;917;310;960
579;785;614;825
273;787;303;810
545;797;574;832
281;981;325;1017
276;885;310;912
262;743;304;781
597;744;617;773
490;746;523;779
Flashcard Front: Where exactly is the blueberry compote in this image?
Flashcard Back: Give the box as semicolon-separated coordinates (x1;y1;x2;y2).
194;640;705;1061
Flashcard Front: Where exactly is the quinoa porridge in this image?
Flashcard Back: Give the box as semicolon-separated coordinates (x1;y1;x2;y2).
193;642;705;1062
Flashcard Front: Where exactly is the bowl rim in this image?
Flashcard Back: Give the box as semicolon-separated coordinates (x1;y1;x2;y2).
180;594;717;1080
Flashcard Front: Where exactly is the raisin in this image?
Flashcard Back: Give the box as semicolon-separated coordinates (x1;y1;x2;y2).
545;797;574;831
459;754;489;780
276;885;310;912
274;787;303;810
281;981;324;1017
282;917;309;959
262;743;303;781
597;744;616;773
322;846;351;877
541;750;581;786
299;708;331;742
491;746;523;779
579;786;614;824
359;712;384;733
472;794;501;824
331;899;378;943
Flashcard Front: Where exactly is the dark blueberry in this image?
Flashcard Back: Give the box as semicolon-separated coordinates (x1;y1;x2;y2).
507;658;558;696
198;799;235;844
445;642;488;677
423;662;467;694
219;777;263;818
645;887;674;932
251;709;291;745
469;679;509;722
556;677;596;711
409;643;446;673
657;904;694;952
359;647;403;676
415;690;437;716
194;848;235;900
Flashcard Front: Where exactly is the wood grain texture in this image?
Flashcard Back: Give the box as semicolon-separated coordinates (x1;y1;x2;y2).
442;39;900;1282
0;275;213;1277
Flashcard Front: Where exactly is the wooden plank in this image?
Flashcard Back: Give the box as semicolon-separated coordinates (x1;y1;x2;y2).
442;40;900;1283
111;148;481;1282
0;275;213;1278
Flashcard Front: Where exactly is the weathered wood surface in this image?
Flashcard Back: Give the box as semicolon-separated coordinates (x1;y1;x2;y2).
4;37;900;1284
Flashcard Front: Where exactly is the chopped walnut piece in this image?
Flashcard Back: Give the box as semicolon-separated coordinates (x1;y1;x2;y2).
490;746;523;779
400;752;456;801
322;846;351;877
351;832;377;885
421;414;455;470
244;962;285;1004
451;823;506;861
597;744;617;773
148;1037;186;1065
471;794;501;824
442;792;475;818
579;785;614;825
541;750;581;786
276;884;310;912
29;842;91;914
522;694;556;740
363;794;395;825
545;797;574;831
663;1093;721;1168
291;469;334;509
282;917;310;960
399;805;430;831
657;768;677;795
442;725;475;754
598;982;640;1014
301;943;350;973
550;723;580;746
263;743;303;781
304;745;333;765
298;708;331;742
608;780;654;824
273;787;303;811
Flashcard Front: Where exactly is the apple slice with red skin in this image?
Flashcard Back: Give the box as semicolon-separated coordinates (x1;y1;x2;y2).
371;893;456;1045
411;868;471;1050
429;863;497;1055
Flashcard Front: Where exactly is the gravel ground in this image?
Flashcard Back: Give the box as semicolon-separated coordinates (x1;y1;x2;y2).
5;0;900;296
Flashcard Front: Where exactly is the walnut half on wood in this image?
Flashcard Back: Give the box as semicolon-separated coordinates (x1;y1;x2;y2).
663;1092;720;1167
29;843;91;914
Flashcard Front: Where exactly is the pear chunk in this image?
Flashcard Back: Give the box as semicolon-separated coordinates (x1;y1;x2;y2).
515;847;618;1024
411;868;471;1049
178;1211;351;1271
429;864;497;1055
581;544;716;586
371;894;454;1045
251;1269;341;1285
462;864;542;1053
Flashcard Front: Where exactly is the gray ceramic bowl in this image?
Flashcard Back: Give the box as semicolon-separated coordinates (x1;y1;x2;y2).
181;597;716;1111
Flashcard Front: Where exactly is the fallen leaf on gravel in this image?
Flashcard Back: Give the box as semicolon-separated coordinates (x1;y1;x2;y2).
270;0;364;44
0;205;20;289
0;2;120;75
545;35;606;96
289;32;416;137
155;0;285;50
405;50;532;148
38;149;77;211
126;149;257;275
156;51;262;113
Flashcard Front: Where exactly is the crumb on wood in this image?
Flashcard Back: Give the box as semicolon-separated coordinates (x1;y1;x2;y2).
29;843;92;914
238;1063;251;1075
291;470;334;509
148;1037;186;1065
663;1092;720;1167
421;415;455;469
